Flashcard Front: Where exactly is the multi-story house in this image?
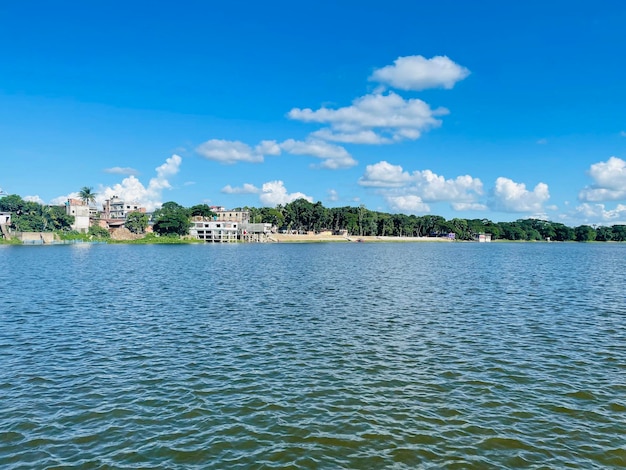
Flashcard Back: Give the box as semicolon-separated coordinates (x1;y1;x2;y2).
65;198;90;233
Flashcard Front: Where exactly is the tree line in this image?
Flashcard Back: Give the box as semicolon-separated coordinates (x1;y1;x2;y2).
239;199;626;242
2;194;626;242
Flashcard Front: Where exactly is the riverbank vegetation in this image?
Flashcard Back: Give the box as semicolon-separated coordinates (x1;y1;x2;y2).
2;194;626;243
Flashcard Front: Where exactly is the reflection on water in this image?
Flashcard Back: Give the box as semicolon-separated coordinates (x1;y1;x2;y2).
1;242;625;468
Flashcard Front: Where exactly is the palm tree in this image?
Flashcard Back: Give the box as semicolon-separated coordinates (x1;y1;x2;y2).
78;186;97;207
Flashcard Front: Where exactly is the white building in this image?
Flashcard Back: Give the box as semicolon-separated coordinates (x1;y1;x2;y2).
475;232;492;243
65;199;90;233
0;212;10;225
190;217;238;243
102;196;144;220
0;212;11;239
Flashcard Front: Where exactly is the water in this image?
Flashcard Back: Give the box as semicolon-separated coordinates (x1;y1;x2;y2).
1;242;625;468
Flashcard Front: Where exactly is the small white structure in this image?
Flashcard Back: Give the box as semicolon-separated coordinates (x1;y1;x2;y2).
0;211;11;239
475;232;492;243
65;199;90;233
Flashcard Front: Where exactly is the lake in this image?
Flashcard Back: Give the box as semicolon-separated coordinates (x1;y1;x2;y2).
1;242;625;468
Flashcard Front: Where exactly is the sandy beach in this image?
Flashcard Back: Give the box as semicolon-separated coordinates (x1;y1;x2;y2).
270;233;453;243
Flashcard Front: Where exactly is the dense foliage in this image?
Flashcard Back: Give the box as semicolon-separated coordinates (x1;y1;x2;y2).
238;199;626;242
0;195;74;232
151;202;191;236
125;211;149;234
189;204;217;218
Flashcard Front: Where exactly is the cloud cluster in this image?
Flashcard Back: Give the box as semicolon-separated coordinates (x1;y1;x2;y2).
197;53;469;178
491;177;550;213
386;195;431;213
280;139;357;169
259;181;312;206
195;54;473;209
104;167;139;176
198;138;357;169
358;161;552;215
221;180;312;206
359;161;484;213
578;156;626;202
574;202;626;224
369;55;470;91
24;195;46;204
196;139;280;164
91;154;182;211
221;183;260;195
289;91;448;144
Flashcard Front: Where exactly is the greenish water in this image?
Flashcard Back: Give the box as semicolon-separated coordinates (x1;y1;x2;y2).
1;242;625;468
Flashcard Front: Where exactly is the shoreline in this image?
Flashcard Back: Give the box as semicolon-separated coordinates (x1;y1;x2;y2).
270;234;453;243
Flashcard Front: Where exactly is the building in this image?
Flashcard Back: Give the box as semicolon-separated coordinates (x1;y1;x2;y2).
0;212;11;239
65;199;90;233
241;222;273;242
214;208;250;225
100;196;146;229
474;232;492;243
0;212;10;226
102;196;145;220
189;216;238;243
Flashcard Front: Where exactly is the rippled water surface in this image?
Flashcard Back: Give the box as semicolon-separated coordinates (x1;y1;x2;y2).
1;242;625;468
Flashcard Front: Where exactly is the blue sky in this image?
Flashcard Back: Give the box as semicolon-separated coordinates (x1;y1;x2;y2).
1;1;626;225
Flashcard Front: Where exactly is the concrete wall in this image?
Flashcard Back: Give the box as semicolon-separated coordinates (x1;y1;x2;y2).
17;232;57;243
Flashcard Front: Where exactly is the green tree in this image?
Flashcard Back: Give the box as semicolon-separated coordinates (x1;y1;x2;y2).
125;211;149;234
0;194;27;214
88;225;111;239
450;218;471;240
595;226;613;241
78;187;97;206
574;225;596;242
611;225;626;241
552;223;575;241
189;204;216;218
152;202;191;236
284;198;315;232
499;222;527;240
47;205;74;231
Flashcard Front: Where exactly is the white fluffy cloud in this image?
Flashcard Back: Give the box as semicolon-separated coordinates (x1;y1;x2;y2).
49;155;182;211
288;91;447;144
49;192;79;206
573;202;626;224
369;55;470;91
327;189;339;202
259;181;312;206
386;195;430;214
104;166;139;176
359;161;483;203
359;161;412;187
24;195;46;204
221;183;260;194
451;202;489;211
413;170;483;203
578;156;626;202
196;139;279;164
97;154;182;211
491;177;550;212
280;139;357;169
